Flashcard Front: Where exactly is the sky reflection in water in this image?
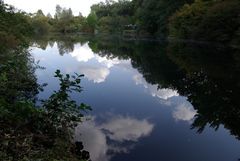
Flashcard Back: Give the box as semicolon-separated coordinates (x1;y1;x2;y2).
31;39;240;161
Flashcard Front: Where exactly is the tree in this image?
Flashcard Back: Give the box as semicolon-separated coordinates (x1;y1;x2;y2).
36;9;44;17
55;4;62;19
169;0;240;44
53;5;76;33
89;0;134;33
0;1;32;49
78;12;83;18
87;11;97;31
133;0;193;36
31;10;51;34
47;13;52;19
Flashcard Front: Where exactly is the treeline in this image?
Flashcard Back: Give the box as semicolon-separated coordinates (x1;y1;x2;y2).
2;0;240;44
0;1;97;39
89;0;240;45
89;0;192;36
30;5;97;34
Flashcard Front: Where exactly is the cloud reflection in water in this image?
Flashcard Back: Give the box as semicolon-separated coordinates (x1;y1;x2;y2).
172;101;196;122
78;65;110;83
69;43;131;83
70;43;95;62
133;73;196;122
69;43;196;122
74;115;154;161
133;73;179;100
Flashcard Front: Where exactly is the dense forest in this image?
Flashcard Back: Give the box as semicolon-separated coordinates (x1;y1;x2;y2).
1;0;239;45
89;0;240;45
91;0;240;42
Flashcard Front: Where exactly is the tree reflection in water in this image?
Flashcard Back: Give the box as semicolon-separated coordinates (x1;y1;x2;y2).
167;42;240;139
31;35;240;160
84;36;240;140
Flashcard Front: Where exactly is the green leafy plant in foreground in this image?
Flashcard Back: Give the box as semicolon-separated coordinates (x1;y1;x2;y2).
0;69;92;161
43;70;92;130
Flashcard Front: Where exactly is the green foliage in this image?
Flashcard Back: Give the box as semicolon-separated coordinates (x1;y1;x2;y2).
24;4;95;34
169;0;209;39
88;0;240;45
0;7;92;158
0;1;33;49
90;0;134;33
88;0;194;36
169;0;240;44
132;0;193;35
0;63;91;160
195;0;240;43
31;10;51;34
2;0;240;44
43;70;91;130
51;4;95;33
98;16;115;33
0;48;39;103
86;11;97;32
53;5;74;33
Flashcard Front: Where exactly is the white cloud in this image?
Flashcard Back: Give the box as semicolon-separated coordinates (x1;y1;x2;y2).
75;115;154;161
100;116;154;142
4;0;105;16
96;56;121;68
172;103;196;122
68;43;133;83
133;73;196;122
133;73;179;100
75;118;109;161
70;43;95;62
78;65;110;83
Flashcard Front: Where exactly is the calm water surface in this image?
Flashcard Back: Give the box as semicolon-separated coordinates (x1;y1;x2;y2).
31;36;240;161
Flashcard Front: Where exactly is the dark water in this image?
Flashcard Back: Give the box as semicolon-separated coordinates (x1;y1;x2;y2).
31;35;240;161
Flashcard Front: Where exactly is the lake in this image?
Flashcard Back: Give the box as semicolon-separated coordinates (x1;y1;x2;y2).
30;35;240;161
